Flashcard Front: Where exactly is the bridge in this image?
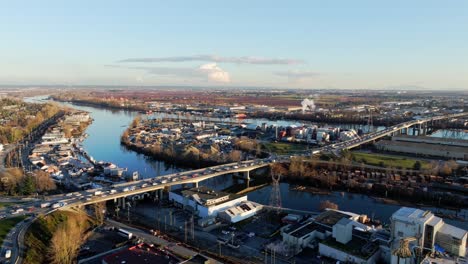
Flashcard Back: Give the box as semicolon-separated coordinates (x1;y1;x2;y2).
63;159;271;209
298;112;468;157
7;112;468;211
1;112;466;264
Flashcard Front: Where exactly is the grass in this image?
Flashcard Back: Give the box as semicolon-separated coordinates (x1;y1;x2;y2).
0;215;27;245
351;152;431;170
262;142;309;155
0;202;14;208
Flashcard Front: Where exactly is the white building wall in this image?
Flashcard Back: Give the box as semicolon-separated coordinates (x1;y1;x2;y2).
319;243;380;264
169;191;247;218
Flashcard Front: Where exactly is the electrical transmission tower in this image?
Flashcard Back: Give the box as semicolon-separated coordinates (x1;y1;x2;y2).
367;107;374;133
269;173;282;212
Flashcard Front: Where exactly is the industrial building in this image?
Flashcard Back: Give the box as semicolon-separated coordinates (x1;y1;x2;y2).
390;207;467;264
281;209;368;254
169;186;247;218
218;201;263;223
375;140;468;160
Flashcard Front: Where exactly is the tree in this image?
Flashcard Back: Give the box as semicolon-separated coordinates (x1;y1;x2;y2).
93;202;106;225
392;238;413;264
319;200;339;211
34;170;57;192
49;211;88;264
131;116;141;128
271;163;288;177
413;161;422;171
20;175;36;195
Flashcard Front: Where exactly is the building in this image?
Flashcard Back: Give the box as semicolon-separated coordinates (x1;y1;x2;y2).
280;209;383;263
218;201;263;223
281;209;363;254
64;111;90;123
319;217;380;264
390;207;467;264
375;140;468;160
169;186;247;218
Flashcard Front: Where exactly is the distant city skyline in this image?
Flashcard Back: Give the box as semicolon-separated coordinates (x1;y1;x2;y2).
1;1;467;90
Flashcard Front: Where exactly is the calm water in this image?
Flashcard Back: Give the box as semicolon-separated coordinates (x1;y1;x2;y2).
247;183;468;229
25;96;184;178
25;95;467;229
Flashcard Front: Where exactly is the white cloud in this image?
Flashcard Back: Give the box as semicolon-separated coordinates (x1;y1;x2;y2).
106;63;230;83
199;63;230;83
118;54;303;65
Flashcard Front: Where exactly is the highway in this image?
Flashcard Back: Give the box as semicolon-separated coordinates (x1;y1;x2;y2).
2;112;468;216
0;111;465;263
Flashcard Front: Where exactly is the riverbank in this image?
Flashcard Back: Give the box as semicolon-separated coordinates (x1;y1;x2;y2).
50;96;147;112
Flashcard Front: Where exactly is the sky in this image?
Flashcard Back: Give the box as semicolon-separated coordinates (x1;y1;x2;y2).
0;1;467;90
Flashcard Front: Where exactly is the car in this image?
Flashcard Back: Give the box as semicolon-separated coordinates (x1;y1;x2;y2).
221;230;230;235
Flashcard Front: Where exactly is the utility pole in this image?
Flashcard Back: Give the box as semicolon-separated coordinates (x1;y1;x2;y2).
191;215;194;240
184;220;187;243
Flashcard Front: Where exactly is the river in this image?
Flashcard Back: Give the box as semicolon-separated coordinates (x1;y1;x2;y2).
24;95;467;229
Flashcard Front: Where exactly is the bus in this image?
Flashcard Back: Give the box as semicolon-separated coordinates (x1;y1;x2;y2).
117;228;133;239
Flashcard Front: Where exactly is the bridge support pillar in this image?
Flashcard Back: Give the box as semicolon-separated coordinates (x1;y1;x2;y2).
119;197;126;209
244;171;250;188
194;181;199;188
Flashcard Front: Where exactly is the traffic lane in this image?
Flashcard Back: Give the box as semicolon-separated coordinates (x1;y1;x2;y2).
106;219;197;259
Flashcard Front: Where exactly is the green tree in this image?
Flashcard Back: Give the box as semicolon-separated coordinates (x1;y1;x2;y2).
413;161;422;171
20;175;36;195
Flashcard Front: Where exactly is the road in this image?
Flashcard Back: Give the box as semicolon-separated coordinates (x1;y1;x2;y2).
0;144;17;172
0;216;32;264
0;111;465;263
105;219;220;262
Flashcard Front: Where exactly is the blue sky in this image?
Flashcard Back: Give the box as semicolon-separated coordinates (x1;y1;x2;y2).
1;1;467;89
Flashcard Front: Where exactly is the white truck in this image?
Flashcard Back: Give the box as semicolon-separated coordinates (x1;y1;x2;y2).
40;202;51;208
94;190;103;196
110;189;117;194
5;249;11;259
11;208;24;215
122;187;130;192
51;202;67;209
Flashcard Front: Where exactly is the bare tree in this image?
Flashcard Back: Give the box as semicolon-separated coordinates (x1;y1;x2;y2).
49;211;88;264
93;202;106;225
34;170;57;192
319;200;339;211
